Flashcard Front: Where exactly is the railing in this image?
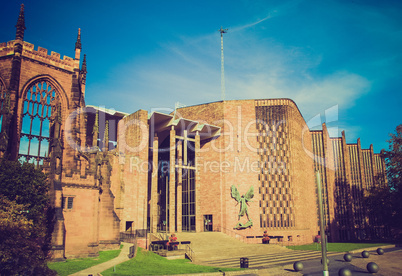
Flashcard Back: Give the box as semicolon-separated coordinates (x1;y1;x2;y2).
120;231;138;258
135;229;147;238
213;226;247;243
157;232;168;240
185;244;195;262
120;232;136;243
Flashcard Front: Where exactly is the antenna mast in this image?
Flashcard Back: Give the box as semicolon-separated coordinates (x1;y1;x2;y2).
219;27;228;101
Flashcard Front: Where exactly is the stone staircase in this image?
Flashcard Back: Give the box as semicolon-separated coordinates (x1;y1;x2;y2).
175;232;286;262
174;232;340;268
203;249;341;269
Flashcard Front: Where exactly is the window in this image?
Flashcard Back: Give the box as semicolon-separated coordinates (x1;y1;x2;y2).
18;80;59;165
182;168;196;231
187;140;195;166
62;196;74;210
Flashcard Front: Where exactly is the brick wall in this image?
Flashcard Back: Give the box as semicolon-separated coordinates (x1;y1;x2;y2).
114;110;149;232
177;99;319;244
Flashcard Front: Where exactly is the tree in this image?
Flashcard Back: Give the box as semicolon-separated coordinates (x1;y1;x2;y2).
0;159;56;276
365;125;402;239
383;125;402;232
385;125;402;193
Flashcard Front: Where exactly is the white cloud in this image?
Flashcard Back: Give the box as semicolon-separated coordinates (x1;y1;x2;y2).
88;17;371;125
293;72;371;119
231;14;274;32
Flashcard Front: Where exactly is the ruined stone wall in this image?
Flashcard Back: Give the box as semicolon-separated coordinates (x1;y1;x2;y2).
0;38;104;257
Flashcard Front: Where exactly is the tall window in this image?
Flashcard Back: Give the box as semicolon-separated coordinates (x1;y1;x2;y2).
0;79;6;133
182;168;196;232
18;80;59;165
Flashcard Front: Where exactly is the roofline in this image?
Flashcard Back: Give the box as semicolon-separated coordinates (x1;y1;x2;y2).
86;105;129;117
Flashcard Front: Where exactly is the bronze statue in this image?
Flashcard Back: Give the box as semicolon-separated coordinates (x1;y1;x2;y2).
231;185;254;229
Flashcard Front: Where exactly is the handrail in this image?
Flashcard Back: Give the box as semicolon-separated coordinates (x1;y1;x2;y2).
213;226;247;243
185;244;195;262
120;232;136;243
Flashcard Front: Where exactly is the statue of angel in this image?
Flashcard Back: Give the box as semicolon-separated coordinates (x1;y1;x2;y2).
231;185;254;229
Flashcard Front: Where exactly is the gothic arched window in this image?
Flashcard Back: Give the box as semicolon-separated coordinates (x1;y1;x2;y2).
18;80;60;165
0;79;6;133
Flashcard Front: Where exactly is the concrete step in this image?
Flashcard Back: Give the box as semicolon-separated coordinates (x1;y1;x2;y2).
201;250;341;269
174;232;291;263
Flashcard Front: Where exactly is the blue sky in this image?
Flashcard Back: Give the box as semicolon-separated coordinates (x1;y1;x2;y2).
1;0;401;152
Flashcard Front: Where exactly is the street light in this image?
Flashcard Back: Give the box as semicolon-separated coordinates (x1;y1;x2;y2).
316;170;329;275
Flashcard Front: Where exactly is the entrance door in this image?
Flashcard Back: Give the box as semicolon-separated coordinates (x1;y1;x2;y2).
125;221;133;232
204;215;213;231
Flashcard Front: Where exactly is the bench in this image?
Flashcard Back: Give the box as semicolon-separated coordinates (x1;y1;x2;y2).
260;235;285;244
268;236;284;243
151;240;192;251
150;240;168;251
168;241;179;251
269;235;284;240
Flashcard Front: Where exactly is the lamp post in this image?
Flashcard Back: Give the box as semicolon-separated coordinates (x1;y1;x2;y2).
316;170;329;275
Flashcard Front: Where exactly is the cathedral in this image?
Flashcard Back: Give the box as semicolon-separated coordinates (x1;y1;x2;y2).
0;5;387;259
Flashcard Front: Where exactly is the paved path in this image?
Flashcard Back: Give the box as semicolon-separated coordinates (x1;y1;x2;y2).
167;248;402;276
279;247;402;276
69;242;134;276
175;233;402;275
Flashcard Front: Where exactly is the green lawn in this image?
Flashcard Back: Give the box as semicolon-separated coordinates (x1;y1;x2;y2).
287;242;391;252
48;248;121;276
101;248;242;276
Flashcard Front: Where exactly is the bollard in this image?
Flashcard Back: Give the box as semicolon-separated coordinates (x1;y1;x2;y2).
321;258;330;265
240;257;249;268
362;250;370;258
338;267;352;276
293;261;303;272
343;253;352;262
367;262;379;273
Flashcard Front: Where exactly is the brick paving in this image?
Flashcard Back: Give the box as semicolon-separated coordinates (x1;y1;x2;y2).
341;249;402;276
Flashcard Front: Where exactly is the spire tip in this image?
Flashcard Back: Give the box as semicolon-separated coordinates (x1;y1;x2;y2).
75;28;82;50
15;3;26;41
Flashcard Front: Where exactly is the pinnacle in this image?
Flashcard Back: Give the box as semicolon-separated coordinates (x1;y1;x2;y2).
75;28;82;50
15;4;26;41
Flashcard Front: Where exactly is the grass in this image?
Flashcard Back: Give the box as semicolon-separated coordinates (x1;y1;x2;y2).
101;247;242;276
48;248;121;276
287;242;391;252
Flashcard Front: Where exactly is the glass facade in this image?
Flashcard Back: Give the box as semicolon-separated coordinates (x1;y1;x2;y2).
182;168;195;231
156;132;197;232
